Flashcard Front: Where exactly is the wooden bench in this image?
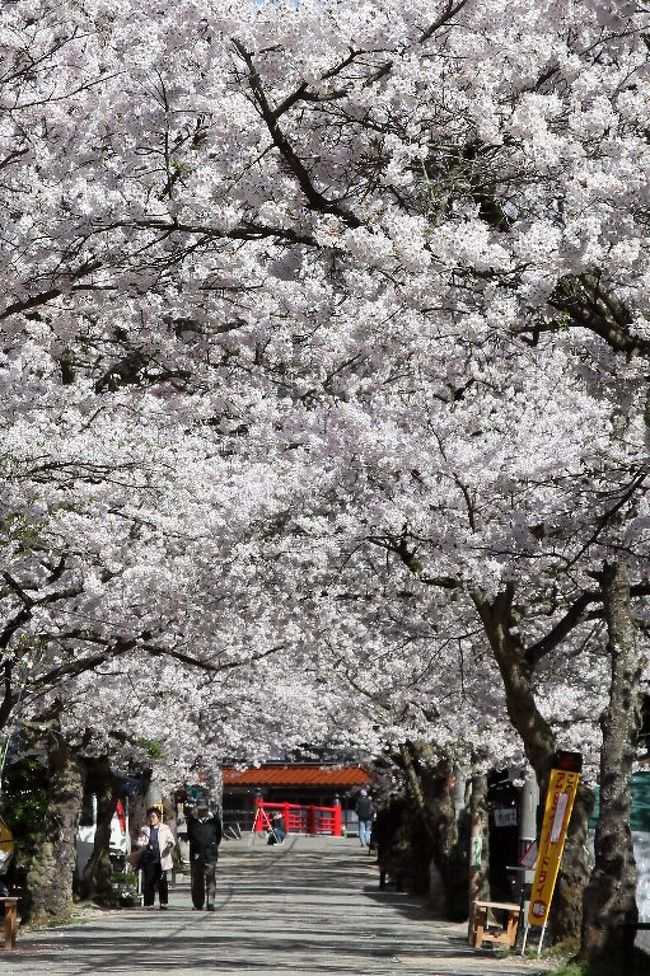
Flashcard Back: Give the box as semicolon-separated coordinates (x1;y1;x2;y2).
470;899;521;950
0;897;19;951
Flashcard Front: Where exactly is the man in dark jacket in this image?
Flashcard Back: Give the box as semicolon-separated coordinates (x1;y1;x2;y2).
187;801;222;910
356;789;374;848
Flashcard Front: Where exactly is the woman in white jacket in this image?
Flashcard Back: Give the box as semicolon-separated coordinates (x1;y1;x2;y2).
137;807;175;909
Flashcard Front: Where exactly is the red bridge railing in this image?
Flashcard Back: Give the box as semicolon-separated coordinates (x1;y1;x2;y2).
253;798;342;836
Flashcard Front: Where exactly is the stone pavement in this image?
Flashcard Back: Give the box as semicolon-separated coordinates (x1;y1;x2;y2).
1;835;552;976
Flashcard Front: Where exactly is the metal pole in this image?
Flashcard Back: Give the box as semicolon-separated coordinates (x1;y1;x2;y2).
519;770;539;859
519;770;538;955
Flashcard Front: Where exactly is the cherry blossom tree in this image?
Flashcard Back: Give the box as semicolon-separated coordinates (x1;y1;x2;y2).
2;0;650;958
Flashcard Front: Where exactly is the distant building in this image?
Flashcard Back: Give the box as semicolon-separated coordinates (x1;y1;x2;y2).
222;763;372;833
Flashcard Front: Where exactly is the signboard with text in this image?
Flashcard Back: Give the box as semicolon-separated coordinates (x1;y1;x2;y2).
493;807;518;828
528;752;582;928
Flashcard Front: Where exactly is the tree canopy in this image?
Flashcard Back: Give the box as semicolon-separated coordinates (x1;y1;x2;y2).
0;0;647;802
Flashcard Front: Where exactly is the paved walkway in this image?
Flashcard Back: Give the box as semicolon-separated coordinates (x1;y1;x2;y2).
2;836;550;976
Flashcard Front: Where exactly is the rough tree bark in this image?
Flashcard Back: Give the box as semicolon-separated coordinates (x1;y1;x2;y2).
26;729;84;921
396;741;437;897
78;756;120;903
398;741;468;918
468;770;491;933
473;585;594;944
205;766;224;812
580;561;641;970
128;770;152;853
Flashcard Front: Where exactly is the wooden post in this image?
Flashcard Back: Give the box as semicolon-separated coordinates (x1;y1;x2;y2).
1;897;18;950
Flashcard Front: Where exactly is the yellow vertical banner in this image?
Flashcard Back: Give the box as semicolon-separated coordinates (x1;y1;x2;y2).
528;766;581;927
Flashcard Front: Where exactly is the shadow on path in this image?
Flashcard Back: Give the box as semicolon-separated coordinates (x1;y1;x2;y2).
1;836;550;976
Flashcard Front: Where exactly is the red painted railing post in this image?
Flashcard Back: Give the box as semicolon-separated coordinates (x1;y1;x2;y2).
307;805;315;835
253;795;264;832
283;802;291;834
332;803;342;837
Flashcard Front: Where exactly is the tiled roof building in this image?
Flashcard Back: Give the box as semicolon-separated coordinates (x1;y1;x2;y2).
223;764;371;788
222;764;373;831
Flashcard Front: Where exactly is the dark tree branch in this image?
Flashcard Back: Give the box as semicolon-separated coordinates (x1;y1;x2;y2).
366;533;462;590
419;1;470;43
130;217;316;247
232;39;362;228
563;466;650;570
550;273;650;357
0;260;102;322
31;639;136;689
527;582;650;666
142;641;284;674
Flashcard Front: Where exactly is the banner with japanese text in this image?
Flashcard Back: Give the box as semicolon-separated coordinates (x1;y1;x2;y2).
528;761;581;927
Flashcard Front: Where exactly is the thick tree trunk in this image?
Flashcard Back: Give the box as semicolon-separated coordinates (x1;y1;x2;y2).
396;741;437;898
581;561;641;969
398;742;468;917
78;756;120;903
424;754;467;919
422;755;457;878
205;766;224;812
468;771;490;936
26;732;84;921
128;771;152;852
473;586;594;944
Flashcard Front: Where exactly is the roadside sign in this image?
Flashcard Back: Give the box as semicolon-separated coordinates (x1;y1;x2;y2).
528;752;582;928
519;840;537;870
494;807;518;827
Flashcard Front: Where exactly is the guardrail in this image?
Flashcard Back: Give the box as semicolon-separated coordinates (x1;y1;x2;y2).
253;799;342;836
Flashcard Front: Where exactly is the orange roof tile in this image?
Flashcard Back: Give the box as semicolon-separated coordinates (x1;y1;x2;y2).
223;765;372;788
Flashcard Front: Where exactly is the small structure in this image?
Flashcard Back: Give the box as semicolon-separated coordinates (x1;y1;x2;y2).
222;764;372;834
470;899;521;950
0;896;18;951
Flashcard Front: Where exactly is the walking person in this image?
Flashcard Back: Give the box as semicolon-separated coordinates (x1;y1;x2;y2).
267;811;286;845
356;789;374;849
271;811;286;844
373;795;403;889
136;807;176;910
187;800;222;911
